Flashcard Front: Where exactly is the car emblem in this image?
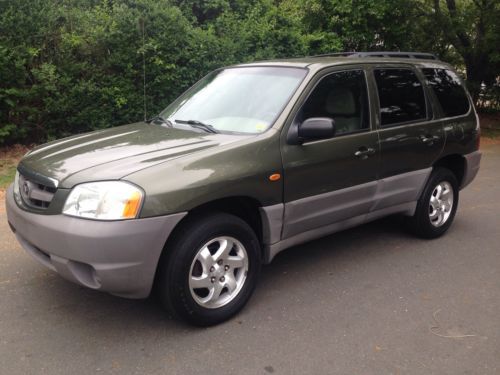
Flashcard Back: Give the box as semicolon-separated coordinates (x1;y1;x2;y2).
22;181;30;197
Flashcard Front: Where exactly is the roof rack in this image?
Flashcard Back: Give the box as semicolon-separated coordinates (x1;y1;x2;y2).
311;51;438;60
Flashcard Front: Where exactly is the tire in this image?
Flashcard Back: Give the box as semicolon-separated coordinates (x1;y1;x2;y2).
408;167;459;239
157;212;261;326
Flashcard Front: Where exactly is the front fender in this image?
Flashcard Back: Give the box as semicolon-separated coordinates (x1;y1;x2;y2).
125;131;283;218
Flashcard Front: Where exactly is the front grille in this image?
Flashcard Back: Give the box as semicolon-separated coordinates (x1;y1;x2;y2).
18;173;57;209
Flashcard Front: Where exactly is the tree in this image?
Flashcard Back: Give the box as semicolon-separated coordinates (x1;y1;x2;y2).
0;0;498;146
287;0;427;53
424;0;500;100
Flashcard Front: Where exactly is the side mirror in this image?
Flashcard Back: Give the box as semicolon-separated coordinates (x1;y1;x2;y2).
297;117;335;143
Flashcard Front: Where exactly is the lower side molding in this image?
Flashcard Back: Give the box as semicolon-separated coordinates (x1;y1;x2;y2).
263;201;416;263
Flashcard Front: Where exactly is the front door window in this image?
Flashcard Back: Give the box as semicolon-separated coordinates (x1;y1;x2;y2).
299;70;370;136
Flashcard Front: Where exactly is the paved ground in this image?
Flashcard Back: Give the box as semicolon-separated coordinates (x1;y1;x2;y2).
1;145;499;375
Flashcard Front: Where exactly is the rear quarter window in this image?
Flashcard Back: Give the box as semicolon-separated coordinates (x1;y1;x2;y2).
422;68;470;117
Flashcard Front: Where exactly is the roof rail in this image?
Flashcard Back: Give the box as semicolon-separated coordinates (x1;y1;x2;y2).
311;51;438;60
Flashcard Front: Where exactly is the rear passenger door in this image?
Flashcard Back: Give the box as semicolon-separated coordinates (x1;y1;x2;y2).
370;66;445;209
421;68;476;156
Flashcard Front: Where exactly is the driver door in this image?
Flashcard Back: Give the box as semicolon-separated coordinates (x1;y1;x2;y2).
281;68;380;239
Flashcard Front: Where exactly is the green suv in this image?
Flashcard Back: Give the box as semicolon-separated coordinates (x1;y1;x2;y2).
6;52;481;325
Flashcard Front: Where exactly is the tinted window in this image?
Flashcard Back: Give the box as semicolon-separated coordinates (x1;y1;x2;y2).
300;70;369;135
422;68;470;117
374;69;427;126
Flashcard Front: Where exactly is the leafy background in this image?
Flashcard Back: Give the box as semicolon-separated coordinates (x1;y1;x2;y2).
0;0;499;146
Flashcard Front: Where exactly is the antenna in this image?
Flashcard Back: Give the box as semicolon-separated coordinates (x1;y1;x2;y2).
139;17;147;121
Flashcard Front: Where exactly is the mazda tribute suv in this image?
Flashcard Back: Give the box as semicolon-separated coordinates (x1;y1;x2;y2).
6;52;481;326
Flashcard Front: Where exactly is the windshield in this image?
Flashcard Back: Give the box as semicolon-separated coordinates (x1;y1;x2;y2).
160;67;307;134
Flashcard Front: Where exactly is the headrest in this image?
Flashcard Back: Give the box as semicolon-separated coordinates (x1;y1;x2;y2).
325;88;356;116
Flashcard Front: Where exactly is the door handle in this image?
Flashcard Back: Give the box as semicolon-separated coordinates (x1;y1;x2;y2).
421;135;440;144
354;147;376;159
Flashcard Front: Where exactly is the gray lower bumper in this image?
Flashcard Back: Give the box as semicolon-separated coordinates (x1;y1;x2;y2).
6;185;186;298
461;150;482;189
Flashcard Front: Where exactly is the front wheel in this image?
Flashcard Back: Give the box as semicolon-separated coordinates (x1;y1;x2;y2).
408;167;459;239
157;213;261;326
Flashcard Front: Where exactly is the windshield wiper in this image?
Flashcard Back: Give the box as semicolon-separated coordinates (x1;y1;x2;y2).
174;119;219;134
148;115;173;127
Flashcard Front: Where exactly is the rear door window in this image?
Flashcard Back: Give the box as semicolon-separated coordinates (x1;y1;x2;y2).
374;68;427;126
422;68;470;117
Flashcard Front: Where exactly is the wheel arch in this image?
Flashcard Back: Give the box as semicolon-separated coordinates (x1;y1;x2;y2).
153;196;269;288
433;154;465;187
185;196;265;243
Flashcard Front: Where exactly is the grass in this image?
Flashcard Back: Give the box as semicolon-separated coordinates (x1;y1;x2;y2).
0;145;29;190
479;112;500;144
481;127;500;138
0;165;16;188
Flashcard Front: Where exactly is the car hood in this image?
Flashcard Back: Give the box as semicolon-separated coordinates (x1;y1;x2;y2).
19;122;247;188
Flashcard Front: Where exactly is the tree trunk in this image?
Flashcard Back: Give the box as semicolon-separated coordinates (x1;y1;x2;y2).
464;56;482;104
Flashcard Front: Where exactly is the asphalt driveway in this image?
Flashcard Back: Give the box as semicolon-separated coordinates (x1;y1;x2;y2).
1;145;499;375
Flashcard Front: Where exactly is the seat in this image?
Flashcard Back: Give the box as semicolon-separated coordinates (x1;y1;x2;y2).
325;88;360;134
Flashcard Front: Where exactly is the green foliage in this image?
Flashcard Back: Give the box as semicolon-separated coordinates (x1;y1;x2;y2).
0;165;16;189
292;0;419;52
0;0;498;146
0;0;309;145
415;0;500;101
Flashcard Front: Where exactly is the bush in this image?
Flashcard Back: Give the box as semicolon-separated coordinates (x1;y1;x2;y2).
0;0;308;146
1;0;498;146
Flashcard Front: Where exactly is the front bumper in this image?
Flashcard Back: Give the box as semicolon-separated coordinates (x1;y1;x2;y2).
6;185;186;298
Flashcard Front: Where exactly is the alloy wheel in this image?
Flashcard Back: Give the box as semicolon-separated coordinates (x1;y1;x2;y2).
188;236;248;309
429;181;454;227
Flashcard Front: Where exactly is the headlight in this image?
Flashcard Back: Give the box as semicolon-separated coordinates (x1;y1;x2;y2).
63;181;144;220
13;171;21;204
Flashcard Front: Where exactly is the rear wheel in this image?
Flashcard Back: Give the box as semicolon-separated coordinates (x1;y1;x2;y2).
408;167;459;238
158;212;261;326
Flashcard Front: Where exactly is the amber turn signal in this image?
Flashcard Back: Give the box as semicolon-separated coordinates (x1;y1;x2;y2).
122;191;143;218
269;173;281;181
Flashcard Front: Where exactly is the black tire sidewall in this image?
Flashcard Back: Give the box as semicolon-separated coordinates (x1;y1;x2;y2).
412;167;459;238
159;213;261;326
